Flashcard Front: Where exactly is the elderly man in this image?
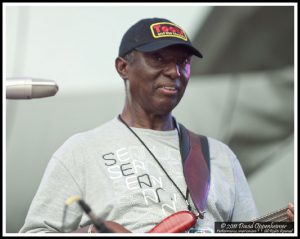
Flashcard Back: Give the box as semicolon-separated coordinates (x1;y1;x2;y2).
19;18;294;234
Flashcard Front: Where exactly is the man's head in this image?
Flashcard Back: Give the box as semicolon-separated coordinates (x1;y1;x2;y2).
115;18;202;116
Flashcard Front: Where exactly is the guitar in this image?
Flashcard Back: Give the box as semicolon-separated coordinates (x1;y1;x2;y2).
67;196;293;233
253;206;291;222
86;207;292;233
148;206;292;233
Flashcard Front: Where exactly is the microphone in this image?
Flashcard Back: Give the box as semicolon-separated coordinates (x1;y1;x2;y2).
63;196;113;233
77;199;113;233
6;77;59;99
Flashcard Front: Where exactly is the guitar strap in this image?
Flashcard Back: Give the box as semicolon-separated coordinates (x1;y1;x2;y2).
178;123;211;219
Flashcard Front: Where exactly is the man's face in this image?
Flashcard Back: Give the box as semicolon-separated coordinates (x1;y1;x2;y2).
124;45;192;115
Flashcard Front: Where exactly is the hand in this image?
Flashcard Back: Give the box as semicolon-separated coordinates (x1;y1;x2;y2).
104;221;131;233
286;202;294;222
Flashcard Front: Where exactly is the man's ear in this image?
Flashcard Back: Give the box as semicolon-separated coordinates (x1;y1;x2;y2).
115;57;129;80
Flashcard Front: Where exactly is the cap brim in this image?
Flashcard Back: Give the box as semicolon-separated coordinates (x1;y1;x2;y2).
135;40;203;58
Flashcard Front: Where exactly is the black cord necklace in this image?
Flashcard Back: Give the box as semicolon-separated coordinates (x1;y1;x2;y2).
118;114;192;211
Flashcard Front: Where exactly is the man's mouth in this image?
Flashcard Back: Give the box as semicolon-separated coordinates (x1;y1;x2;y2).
163;86;177;91
158;85;179;95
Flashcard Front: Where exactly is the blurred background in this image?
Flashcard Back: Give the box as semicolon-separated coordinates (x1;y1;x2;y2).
4;4;296;233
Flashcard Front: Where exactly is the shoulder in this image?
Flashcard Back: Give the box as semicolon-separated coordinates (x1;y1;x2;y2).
206;137;246;182
177;122;237;163
206;136;241;170
206;137;237;161
53;117;122;159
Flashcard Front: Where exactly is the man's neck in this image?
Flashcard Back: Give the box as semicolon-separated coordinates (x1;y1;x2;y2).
120;109;175;131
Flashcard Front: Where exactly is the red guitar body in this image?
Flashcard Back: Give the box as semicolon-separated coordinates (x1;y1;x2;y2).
148;211;197;233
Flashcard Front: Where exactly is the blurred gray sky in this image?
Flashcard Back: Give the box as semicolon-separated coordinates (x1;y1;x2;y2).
5;4;212;93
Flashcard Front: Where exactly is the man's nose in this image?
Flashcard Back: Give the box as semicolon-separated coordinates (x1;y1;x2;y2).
164;62;181;80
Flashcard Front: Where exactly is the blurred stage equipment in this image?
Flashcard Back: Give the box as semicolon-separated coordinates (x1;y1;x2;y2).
6;77;59;99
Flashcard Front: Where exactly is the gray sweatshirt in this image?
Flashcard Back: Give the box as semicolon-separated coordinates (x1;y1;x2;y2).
19;117;259;233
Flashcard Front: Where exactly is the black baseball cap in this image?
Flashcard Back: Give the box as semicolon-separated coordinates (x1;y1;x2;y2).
118;18;203;58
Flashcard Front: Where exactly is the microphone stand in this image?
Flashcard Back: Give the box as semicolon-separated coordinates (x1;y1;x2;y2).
77;199;113;233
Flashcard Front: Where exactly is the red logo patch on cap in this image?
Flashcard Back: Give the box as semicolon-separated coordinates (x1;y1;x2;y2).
150;22;188;41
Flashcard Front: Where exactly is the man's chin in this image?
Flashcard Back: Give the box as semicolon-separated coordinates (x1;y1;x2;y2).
154;101;179;114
